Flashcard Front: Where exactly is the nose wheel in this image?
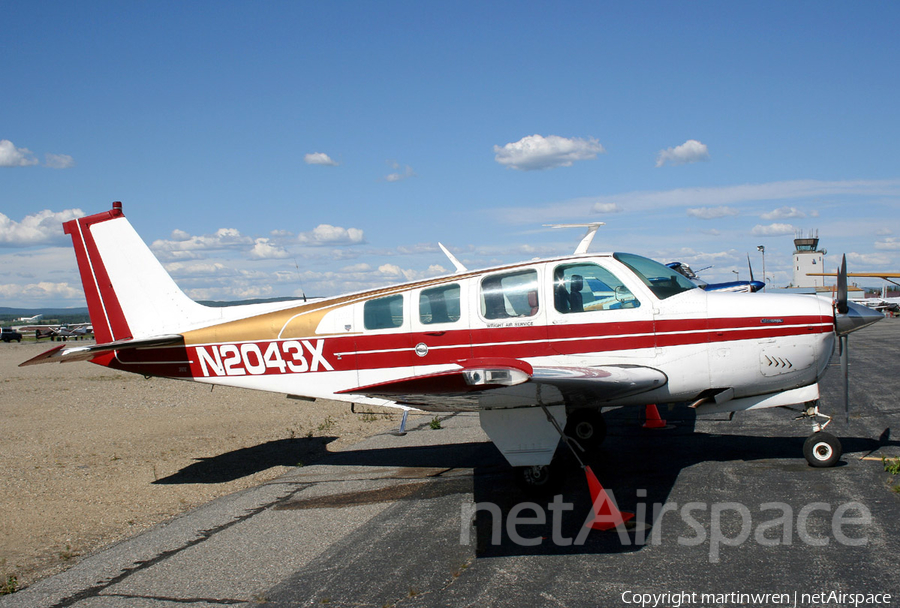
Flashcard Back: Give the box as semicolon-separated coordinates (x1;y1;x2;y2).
803;432;842;467
795;401;843;467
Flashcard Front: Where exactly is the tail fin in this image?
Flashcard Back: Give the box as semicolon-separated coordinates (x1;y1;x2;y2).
65;201;211;344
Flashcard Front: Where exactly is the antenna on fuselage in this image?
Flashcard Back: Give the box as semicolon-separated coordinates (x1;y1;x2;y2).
438;242;468;273
293;258;308;302
544;222;605;255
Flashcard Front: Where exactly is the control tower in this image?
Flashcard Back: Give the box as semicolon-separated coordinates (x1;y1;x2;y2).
792;230;826;288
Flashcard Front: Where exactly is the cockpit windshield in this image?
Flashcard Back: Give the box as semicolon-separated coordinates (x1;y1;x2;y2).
613;253;698;300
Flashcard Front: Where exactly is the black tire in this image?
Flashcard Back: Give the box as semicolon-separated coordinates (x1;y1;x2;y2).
803;432;842;467
565;409;607;451
514;462;563;496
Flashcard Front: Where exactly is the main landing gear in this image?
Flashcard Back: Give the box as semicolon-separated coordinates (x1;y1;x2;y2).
565;408;607;452
796;401;843;468
514;407;607;494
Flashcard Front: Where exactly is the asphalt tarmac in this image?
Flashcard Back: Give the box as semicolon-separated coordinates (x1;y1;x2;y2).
3;320;899;608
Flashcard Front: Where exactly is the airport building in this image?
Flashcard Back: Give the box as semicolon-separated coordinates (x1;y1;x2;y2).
792;230;826;289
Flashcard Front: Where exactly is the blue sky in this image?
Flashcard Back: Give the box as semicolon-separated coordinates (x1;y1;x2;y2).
2;1;899;307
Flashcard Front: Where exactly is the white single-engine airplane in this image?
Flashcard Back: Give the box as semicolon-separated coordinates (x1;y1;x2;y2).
23;203;883;494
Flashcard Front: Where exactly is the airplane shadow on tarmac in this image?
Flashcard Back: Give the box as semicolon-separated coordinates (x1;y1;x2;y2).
153;436;338;484
155;406;896;557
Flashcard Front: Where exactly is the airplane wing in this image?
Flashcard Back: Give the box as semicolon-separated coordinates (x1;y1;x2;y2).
19;335;184;367
808;271;900;287
339;358;667;410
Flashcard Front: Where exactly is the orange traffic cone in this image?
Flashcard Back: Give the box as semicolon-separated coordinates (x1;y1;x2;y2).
584;466;635;531
642;403;667;429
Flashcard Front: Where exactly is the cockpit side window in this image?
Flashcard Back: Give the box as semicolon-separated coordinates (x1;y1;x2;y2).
613;253;697;300
554;263;640;313
480;269;539;320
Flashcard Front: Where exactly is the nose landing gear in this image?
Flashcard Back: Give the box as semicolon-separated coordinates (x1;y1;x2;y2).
796;401;843;468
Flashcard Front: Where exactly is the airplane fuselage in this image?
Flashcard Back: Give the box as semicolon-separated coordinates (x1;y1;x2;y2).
97;252;836;413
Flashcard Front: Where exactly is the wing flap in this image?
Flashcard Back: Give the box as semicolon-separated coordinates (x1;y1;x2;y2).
19;334;184;367
341;358;666;411
532;364;668;401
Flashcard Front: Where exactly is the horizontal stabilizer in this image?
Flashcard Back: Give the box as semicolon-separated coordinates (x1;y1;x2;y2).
19;335;184;367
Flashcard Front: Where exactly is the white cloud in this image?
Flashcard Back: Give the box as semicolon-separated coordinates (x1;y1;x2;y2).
0;281;83;301
297;224;365;246
150;227;254;260
655;139;710;167
341;263;372;273
751;223;795;236
378;263;406;277
592;202;622;214
44;153;75;169
385;161;415;182
686;206;739;219
249;238;290;259
875;237;900;251
843;252;893;266
304;152;338;166
0;209;85;246
164;261;231;277
491;179;900;225
0;139;39;167
375;263;447;282
493;134;604;171
761;206;805;220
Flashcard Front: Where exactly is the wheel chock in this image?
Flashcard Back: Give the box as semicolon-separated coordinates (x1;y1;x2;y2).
584;466;635;531
642;403;668;429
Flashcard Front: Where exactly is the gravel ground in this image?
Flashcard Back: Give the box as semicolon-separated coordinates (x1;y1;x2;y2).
0;341;400;590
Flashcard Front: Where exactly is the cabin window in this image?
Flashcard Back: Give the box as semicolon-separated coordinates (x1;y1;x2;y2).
419;284;461;324
614;253;697;300
364;294;404;330
554;263;640;313
480;269;539;319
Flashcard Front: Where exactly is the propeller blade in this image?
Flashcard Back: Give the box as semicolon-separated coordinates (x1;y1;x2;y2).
840;334;849;424
837;254;849;314
747;254;755;282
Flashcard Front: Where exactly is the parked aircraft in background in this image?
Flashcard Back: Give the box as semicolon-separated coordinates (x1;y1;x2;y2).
33;324;93;341
808;270;900;314
667;256;765;293
22;203;882;496
15;313;43;323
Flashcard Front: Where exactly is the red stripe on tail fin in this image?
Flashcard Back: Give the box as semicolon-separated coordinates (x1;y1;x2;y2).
63;202;132;344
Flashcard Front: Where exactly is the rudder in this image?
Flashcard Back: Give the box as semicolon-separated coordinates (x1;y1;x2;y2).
64;202;211;344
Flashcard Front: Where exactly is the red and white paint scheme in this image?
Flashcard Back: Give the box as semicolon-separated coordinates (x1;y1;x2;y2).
23;203;883;487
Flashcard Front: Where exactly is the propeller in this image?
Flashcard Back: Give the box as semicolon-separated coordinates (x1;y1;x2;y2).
837;254;849;314
747;254;754;282
832;254;883;422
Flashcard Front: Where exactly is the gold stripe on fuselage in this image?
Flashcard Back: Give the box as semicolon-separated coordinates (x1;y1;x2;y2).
181;256;577;345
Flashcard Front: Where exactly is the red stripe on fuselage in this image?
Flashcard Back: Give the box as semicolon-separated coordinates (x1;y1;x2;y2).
113;314;833;380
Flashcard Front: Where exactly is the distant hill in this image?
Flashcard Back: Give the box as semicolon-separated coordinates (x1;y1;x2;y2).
0;307;90;317
1;297;306;324
196;296;303;308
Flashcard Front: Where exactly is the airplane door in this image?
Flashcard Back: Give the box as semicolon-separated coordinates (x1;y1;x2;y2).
547;261;654;360
468;267;549;362
410;281;472;375
354;293;415;389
